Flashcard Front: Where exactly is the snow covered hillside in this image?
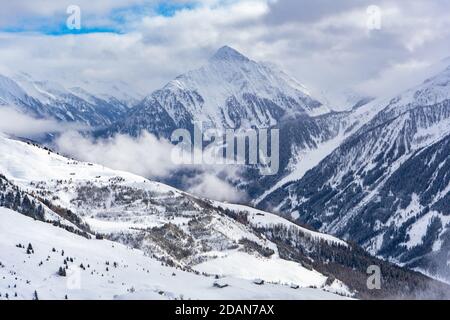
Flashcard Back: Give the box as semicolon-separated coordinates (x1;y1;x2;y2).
0;134;352;298
251;96;388;205
0;207;348;300
1;134;447;299
260;65;450;282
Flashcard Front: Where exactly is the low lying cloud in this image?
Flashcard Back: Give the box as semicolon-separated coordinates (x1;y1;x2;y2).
183;171;246;203
55;130;177;178
0;106;248;203
54;130;247;202
0;106;84;137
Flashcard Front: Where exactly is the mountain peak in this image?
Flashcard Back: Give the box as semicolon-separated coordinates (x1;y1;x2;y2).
210;46;250;62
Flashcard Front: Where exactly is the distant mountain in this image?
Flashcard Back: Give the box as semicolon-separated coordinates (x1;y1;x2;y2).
101;46;329;138
0;72;142;128
2;45;450;298
99;47;374;204
259;65;450;282
0;74;43;115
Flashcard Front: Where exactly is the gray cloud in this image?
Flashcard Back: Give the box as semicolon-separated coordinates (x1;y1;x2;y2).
0;106;85;137
265;0;372;24
0;0;449;105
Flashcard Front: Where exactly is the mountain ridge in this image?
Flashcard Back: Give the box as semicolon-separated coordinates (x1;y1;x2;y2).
1;134;449;299
101;46;328;138
258;64;450;282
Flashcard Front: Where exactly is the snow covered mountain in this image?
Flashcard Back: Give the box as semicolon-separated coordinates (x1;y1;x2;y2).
97;46;379;207
0;72;142;128
101;46;328;138
1;134;448;299
259;65;450;282
2;45;450;298
0;74;43;114
1;207;349;300
1;47;367;210
244;98;387;203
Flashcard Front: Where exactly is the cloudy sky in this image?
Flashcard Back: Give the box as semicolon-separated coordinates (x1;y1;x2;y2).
1;0;449;98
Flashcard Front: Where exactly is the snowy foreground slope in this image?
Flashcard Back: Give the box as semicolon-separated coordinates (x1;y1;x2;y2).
0;207;344;300
0;135;349;299
1;135;449;299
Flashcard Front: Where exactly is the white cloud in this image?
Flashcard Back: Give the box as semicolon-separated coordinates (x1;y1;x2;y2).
55;130;177;178
0;0;149;29
184;173;246;202
0;106;84;137
54;130;247;202
355;59;434;97
1;0;449;105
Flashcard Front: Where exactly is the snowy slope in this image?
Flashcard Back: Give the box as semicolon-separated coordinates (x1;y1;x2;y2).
0;207;347;300
260;65;450;282
69;79;143;109
0;74;31;105
212;202;347;247
383;65;450;116
1;134;449;299
0;134;354;297
0;135;345;246
251;95;388;206
0;74;43;116
316;88;374;112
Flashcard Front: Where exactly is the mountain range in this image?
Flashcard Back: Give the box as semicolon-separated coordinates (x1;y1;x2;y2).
260;66;450;282
0;46;449;298
0;72;142;128
1;134;449;299
99;46;329;138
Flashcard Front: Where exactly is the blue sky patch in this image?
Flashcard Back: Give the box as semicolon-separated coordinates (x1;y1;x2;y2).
0;1;197;35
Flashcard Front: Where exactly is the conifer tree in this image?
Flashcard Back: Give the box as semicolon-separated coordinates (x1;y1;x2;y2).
58;266;66;277
27;243;34;254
